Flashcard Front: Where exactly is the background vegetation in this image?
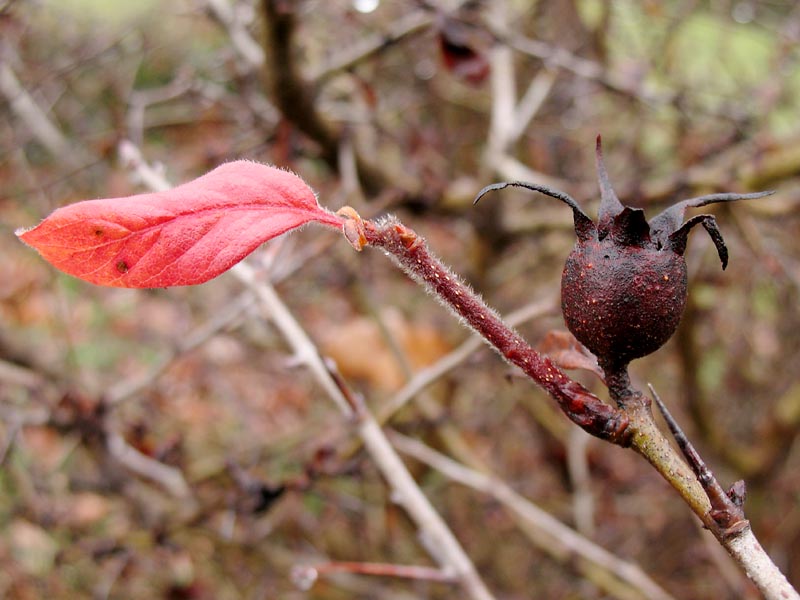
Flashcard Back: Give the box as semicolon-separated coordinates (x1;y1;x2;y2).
1;0;799;598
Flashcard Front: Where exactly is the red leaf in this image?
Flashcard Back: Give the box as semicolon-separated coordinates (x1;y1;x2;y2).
17;162;343;288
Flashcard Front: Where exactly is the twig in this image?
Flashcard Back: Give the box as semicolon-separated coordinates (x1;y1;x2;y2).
231;268;494;599
486;38;516;158
349;400;494;599
118;140;171;191
566;426;595;537
509;69;557;144
649;383;747;537
224;252;494;598
495;29;672;107
309;11;434;82
483;14;565;189
0;61;78;164
699;523;762;600
727;528;798;600
390;430;676;600
126;71;194;146
106;292;257;406
204;0;265;69
376;295;556;423
231;263;353;416
601;375;797;599
292;561;455;588
260;0;397;198
0;418;21;466
93;551;132;600
0;358;48;389
106;431;193;500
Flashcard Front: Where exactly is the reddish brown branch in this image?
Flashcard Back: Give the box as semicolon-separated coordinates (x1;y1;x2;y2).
361;217;630;444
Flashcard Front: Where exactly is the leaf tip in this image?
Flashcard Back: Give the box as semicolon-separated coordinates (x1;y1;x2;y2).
15;224;37;246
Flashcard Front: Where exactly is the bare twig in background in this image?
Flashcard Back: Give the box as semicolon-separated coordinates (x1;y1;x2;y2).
508;69;557;144
126;72;194;147
484;6;565;188
0;357;49;390
0;375;194;503
377;295;557;423
118;140;171;192
260;0;409;199
496;29;672;107
231;264;354;417
204;0;265;69
566;426;595;537
486;35;515;159
0;61;78;165
106;432;193;500
309;10;434;82
232;266;495;600
390;431;676;600
292;561;455;587
106;292;256;406
0;417;21;465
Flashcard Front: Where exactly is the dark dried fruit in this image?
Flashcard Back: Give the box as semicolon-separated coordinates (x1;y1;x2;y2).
476;137;773;376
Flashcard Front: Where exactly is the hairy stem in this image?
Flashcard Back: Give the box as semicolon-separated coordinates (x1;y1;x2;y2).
362;217;630;443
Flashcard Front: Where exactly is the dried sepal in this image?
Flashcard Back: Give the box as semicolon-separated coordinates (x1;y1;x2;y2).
595;136;625;235
668;214;729;268
611;207;650;247
650;190;774;247
473;181;595;242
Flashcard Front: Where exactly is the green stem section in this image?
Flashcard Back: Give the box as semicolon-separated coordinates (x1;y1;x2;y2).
625;397;712;521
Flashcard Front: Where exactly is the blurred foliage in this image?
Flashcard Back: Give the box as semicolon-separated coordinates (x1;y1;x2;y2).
1;0;799;598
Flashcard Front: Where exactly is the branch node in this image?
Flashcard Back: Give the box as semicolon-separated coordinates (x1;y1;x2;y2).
337;206;367;250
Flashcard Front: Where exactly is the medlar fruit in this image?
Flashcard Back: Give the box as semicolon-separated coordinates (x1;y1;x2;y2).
476;137;772;376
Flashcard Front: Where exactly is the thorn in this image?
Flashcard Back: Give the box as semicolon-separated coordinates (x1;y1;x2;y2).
595;134;624;229
648;383;708;481
648;383;746;535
